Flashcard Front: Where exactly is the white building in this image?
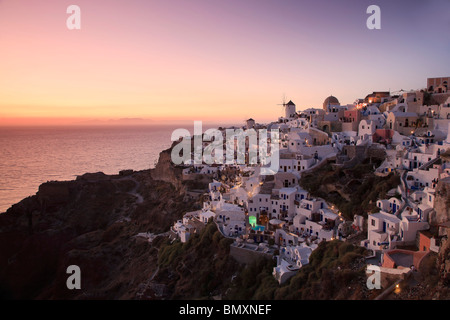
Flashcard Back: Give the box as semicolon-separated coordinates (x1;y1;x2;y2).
278;187;297;220
304;219;335;241
365;211;401;251
399;213;429;244
216;202;246;237
273;258;299;284
295;198;327;220
199;209;216;223
358;119;377;142
376;197;403;214
405;167;439;190
248;193;271;216
273;242;319;283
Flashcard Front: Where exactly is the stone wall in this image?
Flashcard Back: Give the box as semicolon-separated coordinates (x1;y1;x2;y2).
229;245;273;264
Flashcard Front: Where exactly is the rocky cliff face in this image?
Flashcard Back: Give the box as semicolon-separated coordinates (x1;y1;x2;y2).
150;145;185;193
0;149;198;299
431;177;450;225
437;229;450;292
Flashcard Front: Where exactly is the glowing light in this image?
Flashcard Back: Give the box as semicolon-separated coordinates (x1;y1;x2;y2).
249;216;257;227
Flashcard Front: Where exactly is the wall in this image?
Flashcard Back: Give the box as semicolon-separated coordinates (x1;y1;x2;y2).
229;245;273;264
419;232;431;251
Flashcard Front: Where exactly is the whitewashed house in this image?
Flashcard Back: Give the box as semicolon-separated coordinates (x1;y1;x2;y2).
304;219;335;241
295;198;327;220
247;193;271;216
376;197;403;214
405;167;439;190
279;187;297;217
399;213;429;245
208;181;222;201
364;211;401;251
199;209;216;223
358;119;377;143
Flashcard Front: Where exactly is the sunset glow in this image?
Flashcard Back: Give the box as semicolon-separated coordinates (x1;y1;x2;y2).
1;0;449;125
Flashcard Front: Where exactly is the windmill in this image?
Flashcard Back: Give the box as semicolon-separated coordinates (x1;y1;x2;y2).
276;94;288;115
244;117;255;129
277;94;296;119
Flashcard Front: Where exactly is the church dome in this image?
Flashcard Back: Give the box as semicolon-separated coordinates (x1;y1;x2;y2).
323;96;340;110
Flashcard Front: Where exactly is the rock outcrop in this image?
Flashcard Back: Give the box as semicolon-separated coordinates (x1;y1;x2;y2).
0;147;198;299
430;177;450;225
150;145;184;193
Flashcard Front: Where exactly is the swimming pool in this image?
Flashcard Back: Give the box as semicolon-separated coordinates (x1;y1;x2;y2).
252;225;265;232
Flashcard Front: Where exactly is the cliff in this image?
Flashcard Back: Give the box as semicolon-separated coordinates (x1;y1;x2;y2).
1;143;449;300
0;146;199;299
430;177;450;225
150;144;185;193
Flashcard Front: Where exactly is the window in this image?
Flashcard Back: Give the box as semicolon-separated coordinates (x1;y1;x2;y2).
371;219;376;226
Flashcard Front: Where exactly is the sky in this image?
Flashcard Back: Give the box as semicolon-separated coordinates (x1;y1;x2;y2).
0;0;449;125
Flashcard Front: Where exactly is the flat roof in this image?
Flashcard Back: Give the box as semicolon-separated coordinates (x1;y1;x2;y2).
280;187;297;194
370;211;401;223
387;251;414;268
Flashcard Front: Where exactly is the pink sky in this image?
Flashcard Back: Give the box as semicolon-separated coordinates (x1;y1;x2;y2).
0;0;449;125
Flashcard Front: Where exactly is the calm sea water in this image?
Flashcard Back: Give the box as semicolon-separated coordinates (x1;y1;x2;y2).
0;122;239;213
0;125;179;213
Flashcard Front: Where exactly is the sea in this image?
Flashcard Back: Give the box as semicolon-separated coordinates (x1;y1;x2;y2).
0;123;235;213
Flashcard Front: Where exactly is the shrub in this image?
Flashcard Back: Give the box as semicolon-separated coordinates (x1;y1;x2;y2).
339;251;362;266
